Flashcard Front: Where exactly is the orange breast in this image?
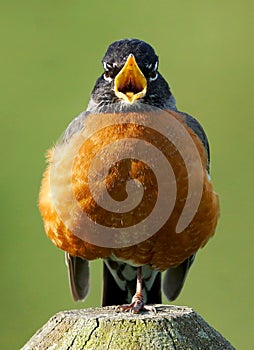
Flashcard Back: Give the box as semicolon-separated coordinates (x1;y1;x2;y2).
39;110;219;270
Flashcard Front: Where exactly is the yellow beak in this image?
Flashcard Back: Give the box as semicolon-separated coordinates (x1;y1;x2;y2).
114;54;147;103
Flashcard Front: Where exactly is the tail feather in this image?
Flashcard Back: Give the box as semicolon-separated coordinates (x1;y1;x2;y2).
163;254;195;301
102;262;130;306
65;253;90;301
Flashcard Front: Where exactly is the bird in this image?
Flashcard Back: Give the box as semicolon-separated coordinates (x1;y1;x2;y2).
39;38;219;313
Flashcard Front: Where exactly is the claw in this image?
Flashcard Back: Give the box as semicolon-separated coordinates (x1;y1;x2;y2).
116;299;156;314
116;302;156;314
115;266;157;314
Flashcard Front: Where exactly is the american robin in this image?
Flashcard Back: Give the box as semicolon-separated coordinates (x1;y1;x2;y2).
39;39;219;313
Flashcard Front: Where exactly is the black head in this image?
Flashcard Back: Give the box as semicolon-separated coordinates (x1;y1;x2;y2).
87;39;176;113
103;39;158;73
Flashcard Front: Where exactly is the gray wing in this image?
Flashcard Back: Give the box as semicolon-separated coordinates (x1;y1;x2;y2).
60;110;90;144
65;253;90;301
180;112;210;173
163;254;195;301
162;112;210;301
60;113;91;301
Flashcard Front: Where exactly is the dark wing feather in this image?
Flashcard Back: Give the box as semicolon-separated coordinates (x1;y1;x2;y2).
65;253;90;301
163;254;195;301
161;111;209;301
161;111;210;301
180;112;210;172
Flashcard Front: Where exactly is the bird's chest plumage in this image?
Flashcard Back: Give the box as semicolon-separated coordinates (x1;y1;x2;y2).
39;109;219;271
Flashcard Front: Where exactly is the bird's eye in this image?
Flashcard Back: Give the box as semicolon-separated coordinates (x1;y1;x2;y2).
147;61;158;81
149;70;158;81
103;72;112;82
103;62;114;82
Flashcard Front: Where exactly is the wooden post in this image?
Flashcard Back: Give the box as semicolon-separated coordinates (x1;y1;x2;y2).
21;305;235;349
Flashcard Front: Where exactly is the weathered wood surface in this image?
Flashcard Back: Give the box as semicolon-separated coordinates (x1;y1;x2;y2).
21;305;235;350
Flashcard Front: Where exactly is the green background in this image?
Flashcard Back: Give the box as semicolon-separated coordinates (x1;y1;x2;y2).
1;1;253;349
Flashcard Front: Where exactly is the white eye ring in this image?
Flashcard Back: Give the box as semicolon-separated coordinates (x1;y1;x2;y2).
103;73;112;82
103;62;113;82
149;72;158;81
147;61;158;81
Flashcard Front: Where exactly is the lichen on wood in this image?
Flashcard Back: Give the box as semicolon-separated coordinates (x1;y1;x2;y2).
21;305;235;350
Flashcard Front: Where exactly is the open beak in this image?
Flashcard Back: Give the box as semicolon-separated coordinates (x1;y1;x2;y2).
114;54;147;103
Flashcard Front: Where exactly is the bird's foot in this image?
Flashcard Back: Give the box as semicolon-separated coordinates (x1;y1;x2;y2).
115;292;156;314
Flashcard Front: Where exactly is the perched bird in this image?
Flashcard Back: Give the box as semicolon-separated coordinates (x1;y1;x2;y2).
39;39;219;313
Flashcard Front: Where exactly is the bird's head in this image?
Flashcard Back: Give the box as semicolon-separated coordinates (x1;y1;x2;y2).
87;39;176;113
